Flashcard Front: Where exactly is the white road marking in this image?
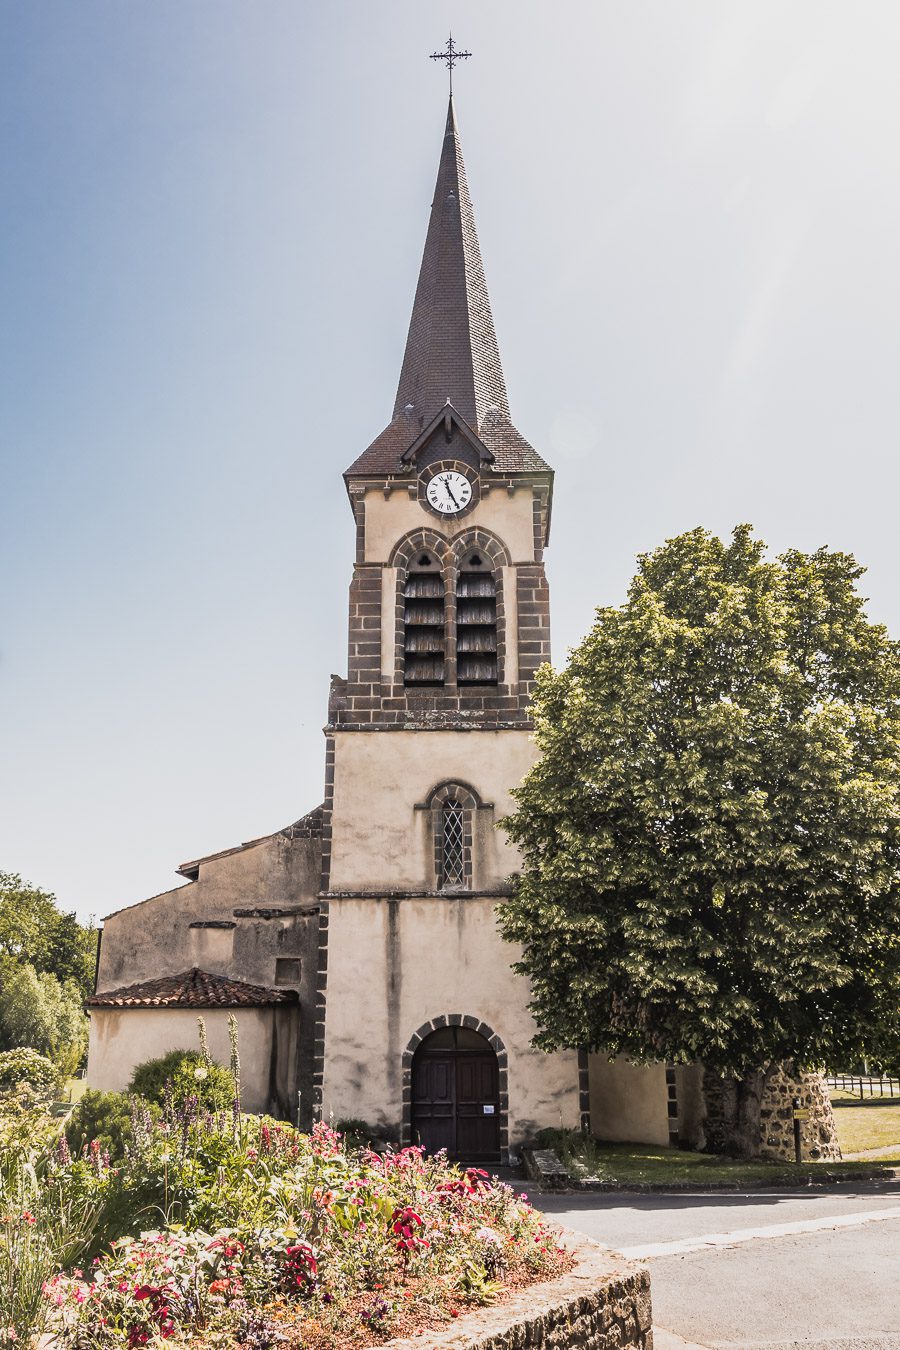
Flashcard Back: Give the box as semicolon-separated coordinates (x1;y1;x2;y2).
615;1205;900;1260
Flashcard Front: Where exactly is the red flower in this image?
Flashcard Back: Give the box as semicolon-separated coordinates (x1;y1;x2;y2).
391;1206;428;1253
283;1241;319;1293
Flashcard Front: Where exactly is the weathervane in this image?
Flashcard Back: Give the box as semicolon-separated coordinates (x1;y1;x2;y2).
429;33;471;96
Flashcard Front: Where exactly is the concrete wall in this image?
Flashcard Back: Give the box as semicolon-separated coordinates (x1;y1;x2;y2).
589;1057;671;1147
86;1005;296;1116
321;894;581;1145
328;728;534;892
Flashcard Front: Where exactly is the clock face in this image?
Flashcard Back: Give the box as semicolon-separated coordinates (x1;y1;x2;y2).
425;470;473;516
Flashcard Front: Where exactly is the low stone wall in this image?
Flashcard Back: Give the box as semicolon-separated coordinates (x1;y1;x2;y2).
381;1236;652;1349
703;1063;841;1162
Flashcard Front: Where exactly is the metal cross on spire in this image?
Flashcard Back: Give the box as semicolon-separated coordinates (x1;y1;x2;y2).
429;33;471;95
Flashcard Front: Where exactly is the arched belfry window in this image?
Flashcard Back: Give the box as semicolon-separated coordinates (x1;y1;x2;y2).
456;553;497;686
404;553;445;686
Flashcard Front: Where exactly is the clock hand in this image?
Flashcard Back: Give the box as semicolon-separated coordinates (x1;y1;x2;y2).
444;480;460;508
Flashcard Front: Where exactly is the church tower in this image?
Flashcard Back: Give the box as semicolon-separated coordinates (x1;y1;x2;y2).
85;90;587;1163
319;98;582;1159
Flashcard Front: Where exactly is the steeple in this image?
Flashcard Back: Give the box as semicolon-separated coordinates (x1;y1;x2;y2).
345;98;551;479
393;97;509;431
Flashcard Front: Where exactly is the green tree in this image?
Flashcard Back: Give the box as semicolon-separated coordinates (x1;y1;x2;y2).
0;873;97;998
0;960;88;1078
499;526;900;1157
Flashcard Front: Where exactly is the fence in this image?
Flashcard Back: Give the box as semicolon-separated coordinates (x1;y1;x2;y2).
826;1074;900;1099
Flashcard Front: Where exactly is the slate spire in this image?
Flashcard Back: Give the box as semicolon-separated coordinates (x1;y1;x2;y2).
393;97;509;430
345;98;550;478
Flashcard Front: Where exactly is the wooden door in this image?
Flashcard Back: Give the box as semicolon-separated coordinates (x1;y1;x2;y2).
411;1053;456;1156
411;1028;500;1162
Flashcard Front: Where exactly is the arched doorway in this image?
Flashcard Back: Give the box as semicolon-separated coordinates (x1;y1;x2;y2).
411;1026;500;1163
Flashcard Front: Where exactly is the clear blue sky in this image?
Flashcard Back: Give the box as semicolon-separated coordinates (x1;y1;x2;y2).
2;2;899;923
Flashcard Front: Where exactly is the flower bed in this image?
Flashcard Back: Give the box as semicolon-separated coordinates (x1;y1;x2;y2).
6;1100;569;1348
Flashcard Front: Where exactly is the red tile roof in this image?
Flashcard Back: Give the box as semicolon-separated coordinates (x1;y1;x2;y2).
86;967;297;1010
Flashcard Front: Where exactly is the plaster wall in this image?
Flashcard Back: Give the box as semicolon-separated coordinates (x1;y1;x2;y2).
92;827;322;1124
328;729;535;892
86;1006;293;1115
381;567;398;681
321;895;580;1144
501;564;519;688
674;1064;706;1147
363;486;536;564
97;832;320;992
589;1057;670;1147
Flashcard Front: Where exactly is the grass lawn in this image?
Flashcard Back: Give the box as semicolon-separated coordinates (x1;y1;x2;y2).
830;1096;900;1157
540;1136;895;1187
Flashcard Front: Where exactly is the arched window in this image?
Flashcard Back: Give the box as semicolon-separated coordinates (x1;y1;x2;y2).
422;781;483;891
440;801;465;887
455;553;497;685
403;553;445;686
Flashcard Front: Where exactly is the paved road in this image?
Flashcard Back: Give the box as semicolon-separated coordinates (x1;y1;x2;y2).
533;1185;900;1349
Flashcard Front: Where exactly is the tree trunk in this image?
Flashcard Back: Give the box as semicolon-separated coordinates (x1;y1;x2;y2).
721;1067;773;1159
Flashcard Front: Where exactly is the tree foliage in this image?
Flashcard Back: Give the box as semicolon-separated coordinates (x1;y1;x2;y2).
499;527;900;1150
0;959;89;1077
0;1047;60;1097
0;872;97;999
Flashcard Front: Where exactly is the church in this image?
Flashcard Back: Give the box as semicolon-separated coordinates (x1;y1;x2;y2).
86;94;697;1162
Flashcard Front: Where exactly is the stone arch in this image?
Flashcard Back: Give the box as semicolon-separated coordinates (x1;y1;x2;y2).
422;779;483;811
401;1014;510;1160
448;526;512;570
388;528;452;571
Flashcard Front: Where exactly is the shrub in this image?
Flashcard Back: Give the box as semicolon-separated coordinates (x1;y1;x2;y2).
64;1089;139;1161
0;1047;60;1098
128;1049;235;1111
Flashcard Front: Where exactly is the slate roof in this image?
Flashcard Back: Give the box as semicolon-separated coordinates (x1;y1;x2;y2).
86;967;297;1010
344;99;552;479
347;405;550;478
